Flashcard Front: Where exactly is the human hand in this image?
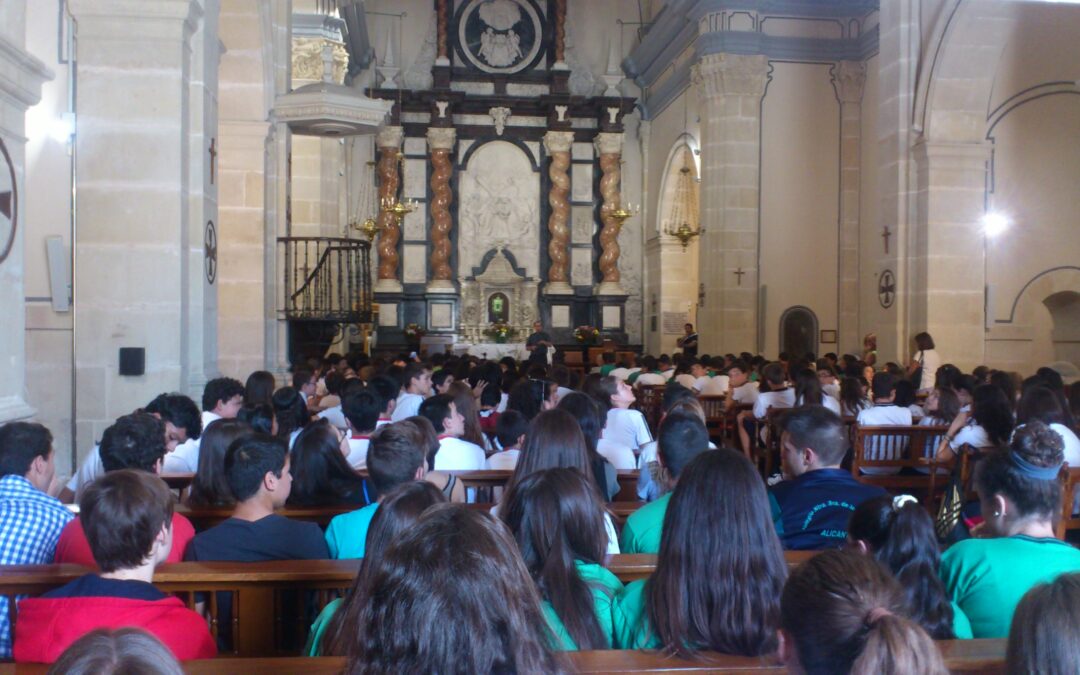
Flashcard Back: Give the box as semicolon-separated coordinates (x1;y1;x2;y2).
473;380;488;399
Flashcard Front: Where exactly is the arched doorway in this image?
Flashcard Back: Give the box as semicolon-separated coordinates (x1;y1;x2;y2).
779;306;818;358
1044;291;1080;366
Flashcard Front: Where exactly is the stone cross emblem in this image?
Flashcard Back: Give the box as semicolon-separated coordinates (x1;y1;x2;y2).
0;138;16;264
878;269;896;308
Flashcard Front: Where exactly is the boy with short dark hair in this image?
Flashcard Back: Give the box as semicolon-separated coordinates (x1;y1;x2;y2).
419;394;485;470
0;422;73;658
855;372;913;476
55;414;196;566
164;377;244;473
341;389;383;470
184;434;328;561
390;362;432;421
15;470;215;662
487;410;528;470
620;412;709;553
324;423;428;559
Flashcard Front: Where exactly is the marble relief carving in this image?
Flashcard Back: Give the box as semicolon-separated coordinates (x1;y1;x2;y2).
457;140;540;280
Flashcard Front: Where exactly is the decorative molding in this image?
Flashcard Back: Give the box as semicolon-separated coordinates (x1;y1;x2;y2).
542;129;574;154
831;59;866;104
692;53;769;99
593;132;623;156
0;34;54;113
426;126;457;151
376;125;405;149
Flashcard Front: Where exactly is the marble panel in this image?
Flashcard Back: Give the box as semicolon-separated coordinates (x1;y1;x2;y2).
571;247;593;286
429;302;453;329
403;159;427;199
403;208;427;241
457;140;540;279
572;143;594;161
602;305;622;329
572;207;595;244
404;137;427;156
379;302;398;327
551;304;571;328
403;244;428;283
571;164;593;202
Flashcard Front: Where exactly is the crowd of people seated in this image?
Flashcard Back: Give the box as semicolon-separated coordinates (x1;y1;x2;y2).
1;334;1080;673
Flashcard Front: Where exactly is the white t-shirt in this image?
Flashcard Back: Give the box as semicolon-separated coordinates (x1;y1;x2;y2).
1051;423;1080;468
603;408;652;451
731;382;760;406
610;367;640;382
908;404;925;420
634;372;666;387
317;405;348;431
391;392;424;422
346;436;371;470
486;449;520;471
753;388;795;420
65;444;104;499
856;404;914;475
822;382;841;399
949;422;991;450
163;411;221;474
660;369;676;381
674;374;698;390
696;375;729;396
597;438;637;470
433;436;486;471
556;386;575;402
797;394;841;415
914;349;940;391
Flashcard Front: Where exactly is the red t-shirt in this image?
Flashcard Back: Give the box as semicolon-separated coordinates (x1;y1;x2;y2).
53;513;195;566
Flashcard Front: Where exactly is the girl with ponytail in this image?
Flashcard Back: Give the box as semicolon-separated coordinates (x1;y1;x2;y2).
848;495;970;639
780;549;948;675
501;468;622;650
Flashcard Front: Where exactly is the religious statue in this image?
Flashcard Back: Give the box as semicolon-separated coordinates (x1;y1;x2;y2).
488;292;509;323
477;0;524;67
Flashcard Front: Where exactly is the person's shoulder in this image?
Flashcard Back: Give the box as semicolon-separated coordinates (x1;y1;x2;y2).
577;560;624;594
328;503;377;530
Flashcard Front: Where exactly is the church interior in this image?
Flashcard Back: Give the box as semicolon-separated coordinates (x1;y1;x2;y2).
2;0;1080;670
2;0;1080;523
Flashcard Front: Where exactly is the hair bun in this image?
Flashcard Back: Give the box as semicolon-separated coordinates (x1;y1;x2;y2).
1011;420;1065;467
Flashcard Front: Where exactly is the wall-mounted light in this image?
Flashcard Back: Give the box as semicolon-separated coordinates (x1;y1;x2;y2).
982;211;1009;237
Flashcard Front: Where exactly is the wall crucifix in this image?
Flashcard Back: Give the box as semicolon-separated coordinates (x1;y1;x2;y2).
733;267;746;286
209;138;218;185
881;225;891;254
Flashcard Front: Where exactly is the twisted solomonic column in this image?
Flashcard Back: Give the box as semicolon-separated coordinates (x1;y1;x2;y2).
375;126;404;293
544;130;574;295
427;127;456;292
594;132;625;295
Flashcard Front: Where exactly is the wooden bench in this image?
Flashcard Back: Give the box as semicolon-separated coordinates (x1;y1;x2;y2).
0;639;1008;673
851;425;952;505
1057;464;1080;539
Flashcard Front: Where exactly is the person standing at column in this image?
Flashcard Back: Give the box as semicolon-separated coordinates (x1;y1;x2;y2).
526;321;554;367
676;323;698;359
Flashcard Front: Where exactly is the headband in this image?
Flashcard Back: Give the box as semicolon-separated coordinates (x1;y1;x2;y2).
1009;451;1062;481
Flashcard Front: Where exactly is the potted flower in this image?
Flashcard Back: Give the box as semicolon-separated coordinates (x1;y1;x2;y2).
574;325;601;345
484;322;514;344
403;323;425;349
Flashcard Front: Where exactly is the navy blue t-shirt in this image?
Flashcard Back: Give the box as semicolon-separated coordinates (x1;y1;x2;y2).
768;468;886;550
44;574;165;601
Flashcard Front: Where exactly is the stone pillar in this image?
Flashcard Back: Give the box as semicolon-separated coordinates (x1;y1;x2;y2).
833;60;865;354
594;132;624;296
912;141;990;370
426;126;455;292
0;9;52;424
374;125;403;293
68;0;203;451
692;53;768;354
543;130;574;295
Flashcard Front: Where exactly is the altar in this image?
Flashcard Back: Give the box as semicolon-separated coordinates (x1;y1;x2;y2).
463;343;528;361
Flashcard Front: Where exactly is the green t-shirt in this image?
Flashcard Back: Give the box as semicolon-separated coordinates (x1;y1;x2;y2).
600;364;616;376
542;561;624;650
325;503;379;559
951;601;973;640
612;578;658;649
940;534;1080;638
619;493;670;554
305;597;343;656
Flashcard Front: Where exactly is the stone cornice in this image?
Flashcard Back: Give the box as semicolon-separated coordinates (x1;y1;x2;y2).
0;35;54;113
68;0;203;39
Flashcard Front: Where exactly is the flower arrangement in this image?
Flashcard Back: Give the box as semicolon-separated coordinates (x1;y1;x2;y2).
404;323;426;343
484;322;514;344
574;325;601;345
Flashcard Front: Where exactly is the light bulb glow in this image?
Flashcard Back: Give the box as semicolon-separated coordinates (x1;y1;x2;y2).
982;212;1009;237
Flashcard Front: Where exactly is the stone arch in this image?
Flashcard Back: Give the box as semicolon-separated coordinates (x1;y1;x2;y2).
779;306;819;358
1044;291;1080;367
914;0;1018;143
655;134;700;237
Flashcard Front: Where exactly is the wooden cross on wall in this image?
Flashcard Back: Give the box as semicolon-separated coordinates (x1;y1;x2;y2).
882;225;891;254
733;268;746;286
209;138;217;185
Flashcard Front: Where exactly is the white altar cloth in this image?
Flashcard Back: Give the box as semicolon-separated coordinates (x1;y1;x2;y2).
463;343;528;360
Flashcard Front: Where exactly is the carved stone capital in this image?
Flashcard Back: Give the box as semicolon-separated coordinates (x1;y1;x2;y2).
376;125;404;150
543;130;575;155
426;126;456;151
593;132;623;156
692;53;769;99
833;60;866;104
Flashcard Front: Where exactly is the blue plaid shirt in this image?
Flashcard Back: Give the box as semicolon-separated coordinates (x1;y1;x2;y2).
0;474;73;657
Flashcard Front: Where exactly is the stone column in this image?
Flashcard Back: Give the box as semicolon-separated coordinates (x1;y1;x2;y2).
374;125;404;293
68;0;203;451
0;10;52;424
912;141;991;370
426;127;455;292
692;53;768;353
543;130;574;295
833;60;866;354
594;132;624;296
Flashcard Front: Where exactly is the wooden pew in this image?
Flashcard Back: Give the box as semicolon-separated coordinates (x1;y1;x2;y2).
1056;464;1080;540
851;425;952;505
0;639;1008;674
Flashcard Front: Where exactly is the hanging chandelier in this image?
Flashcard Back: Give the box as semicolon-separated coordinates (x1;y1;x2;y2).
663;152;703;250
